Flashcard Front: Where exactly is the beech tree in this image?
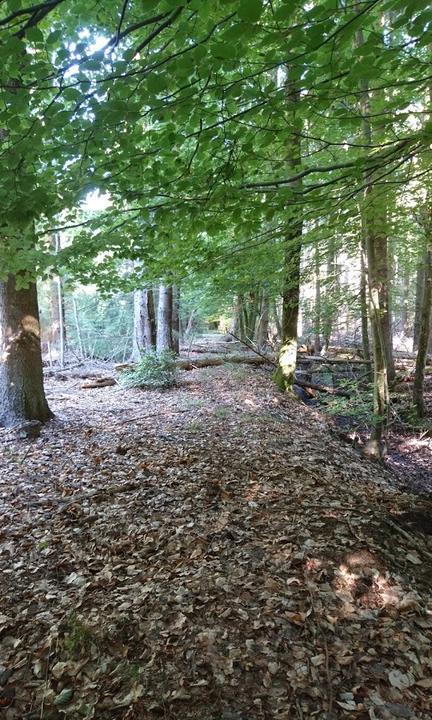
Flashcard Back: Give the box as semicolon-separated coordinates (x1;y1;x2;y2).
1;0;432;434
132;288;156;360
0;275;52;426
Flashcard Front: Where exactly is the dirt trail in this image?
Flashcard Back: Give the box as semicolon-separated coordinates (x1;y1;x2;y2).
1;365;431;719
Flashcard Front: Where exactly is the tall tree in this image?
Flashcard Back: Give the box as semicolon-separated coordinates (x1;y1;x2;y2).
172;286;180;355
132;288;156;360
0;275;51;426
274;66;303;392
413;208;432;417
156;284;174;352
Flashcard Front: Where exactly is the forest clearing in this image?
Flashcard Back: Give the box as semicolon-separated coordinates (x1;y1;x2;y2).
1;0;432;718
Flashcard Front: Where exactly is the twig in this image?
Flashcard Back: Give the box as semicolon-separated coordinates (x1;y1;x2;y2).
295;698;304;719
295;378;350;398
298;355;371;365
227;331;277;366
382;518;432;562
44;361;84;375
115;409;189;425
345;517;364;542
324;639;334;719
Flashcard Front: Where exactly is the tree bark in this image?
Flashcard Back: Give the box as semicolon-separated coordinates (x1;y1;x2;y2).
231;295;242;337
49;275;66;365
364;193;391;456
274;67;303;392
359;234;371;367
156;284;173;351
313;242;322;354
132;288;156;360
255;289;269;349
244;292;260;342
413;226;432;417
48;234;66;366
271;300;282;340
71;296;84;358
322;236;336;352
0;275;52;426
378;231;395;385
172;285;180;355
356;17;392;458
413;248;427;351
399;263;410;338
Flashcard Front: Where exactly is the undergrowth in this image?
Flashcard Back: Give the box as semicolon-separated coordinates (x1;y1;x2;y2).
119;350;177;390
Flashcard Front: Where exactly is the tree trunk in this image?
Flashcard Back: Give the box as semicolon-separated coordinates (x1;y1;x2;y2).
231;295;242;337
400;263;410;338
185;308;196;337
274;236;302;392
413;216;432;417
364;195;391;457
413;248;427;351
71;296;84;358
359;234;371;367
255;289;269;349
238;296;247;341
244;292;260;342
313;242;322;354
156;284;173;351
0;275;52;427
172;285;180;355
48;233;66;367
322;236;336;352
378;232;395;385
271;300;282;340
274;67;303;392
356;17;392;458
49;275;66;366
132;288;156;360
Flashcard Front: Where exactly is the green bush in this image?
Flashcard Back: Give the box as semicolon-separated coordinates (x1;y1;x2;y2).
119;350;177;389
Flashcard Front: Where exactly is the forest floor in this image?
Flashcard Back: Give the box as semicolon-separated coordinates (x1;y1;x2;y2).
1;361;432;719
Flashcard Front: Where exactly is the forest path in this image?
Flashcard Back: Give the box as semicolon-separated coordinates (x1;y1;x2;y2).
1;365;432;719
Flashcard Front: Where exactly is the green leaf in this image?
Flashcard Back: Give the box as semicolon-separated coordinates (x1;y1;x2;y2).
273;4;296;21
212;42;237;60
26;26;44;44
54;688;74;706
147;73;168;94
46;29;62;45
238;0;263;22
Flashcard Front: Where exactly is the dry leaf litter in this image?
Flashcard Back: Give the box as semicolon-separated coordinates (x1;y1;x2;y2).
0;364;431;719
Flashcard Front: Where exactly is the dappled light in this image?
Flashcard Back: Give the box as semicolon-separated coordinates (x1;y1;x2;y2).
1;339;432;720
20;314;40;336
1;0;432;717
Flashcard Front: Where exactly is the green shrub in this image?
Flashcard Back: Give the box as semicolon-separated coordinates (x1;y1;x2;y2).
119;349;177;389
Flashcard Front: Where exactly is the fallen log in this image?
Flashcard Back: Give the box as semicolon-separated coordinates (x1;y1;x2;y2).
177;354;271;370
44;362;85;376
227;331;277;366
298;355;371;365
115;354;274;374
295;379;350;398
81;377;117;388
182;343;241;354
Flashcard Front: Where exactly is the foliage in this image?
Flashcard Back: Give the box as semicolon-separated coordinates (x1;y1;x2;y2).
61;613;95;658
0;0;429;290
64;289;133;362
1;0;432;423
320;381;375;429
119;349;177;390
